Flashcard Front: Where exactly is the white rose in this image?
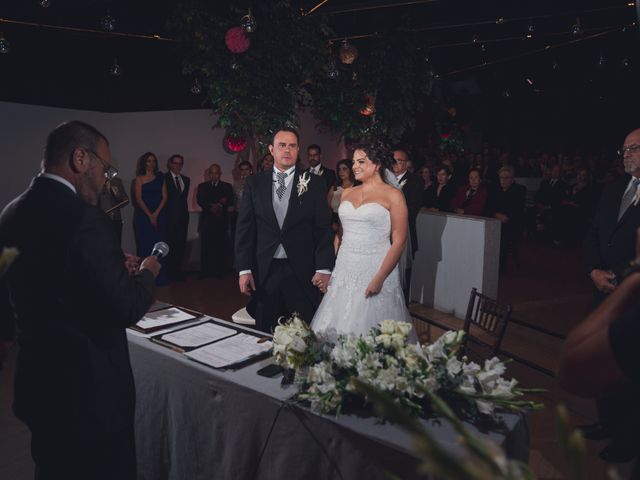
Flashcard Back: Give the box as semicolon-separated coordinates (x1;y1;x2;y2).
446;357;463;377
380;320;396;335
394;321;413;337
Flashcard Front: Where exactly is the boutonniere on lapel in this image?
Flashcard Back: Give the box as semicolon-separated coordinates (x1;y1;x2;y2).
399;178;407;188
634;188;640;206
297;172;310;197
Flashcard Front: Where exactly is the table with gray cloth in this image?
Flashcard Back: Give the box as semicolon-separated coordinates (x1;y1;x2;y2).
128;317;529;480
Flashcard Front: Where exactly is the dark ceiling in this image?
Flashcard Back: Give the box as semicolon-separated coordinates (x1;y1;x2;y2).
0;0;638;117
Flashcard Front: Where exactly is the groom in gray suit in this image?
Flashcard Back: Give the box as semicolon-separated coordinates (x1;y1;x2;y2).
235;128;335;332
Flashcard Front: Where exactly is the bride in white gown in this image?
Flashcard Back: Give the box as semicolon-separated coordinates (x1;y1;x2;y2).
310;143;415;339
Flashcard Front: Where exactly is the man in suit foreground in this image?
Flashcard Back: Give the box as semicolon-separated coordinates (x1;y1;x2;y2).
235;128;334;332
0;121;160;479
306;143;336;192
581;127;640;463
197;163;234;278
165;154;190;281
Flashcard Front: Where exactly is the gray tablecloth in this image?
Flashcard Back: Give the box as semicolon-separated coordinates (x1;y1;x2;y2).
128;317;529;480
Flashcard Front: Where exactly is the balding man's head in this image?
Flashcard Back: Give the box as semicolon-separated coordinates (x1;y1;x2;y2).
622;128;640;177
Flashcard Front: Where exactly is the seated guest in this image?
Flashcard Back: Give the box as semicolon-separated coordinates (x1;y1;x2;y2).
423;164;456;212
554;167;597;246
487;166;527;272
419;165;433;207
327;159;355;239
532;164;568;243
450;168;488;216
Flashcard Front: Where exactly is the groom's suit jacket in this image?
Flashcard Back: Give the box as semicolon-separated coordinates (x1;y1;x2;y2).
235;169;334;306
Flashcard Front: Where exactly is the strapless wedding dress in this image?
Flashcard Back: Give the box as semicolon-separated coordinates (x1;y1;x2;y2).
310;201;413;339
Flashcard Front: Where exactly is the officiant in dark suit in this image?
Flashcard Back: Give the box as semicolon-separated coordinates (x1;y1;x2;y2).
0;121;160;479
165;154;190;281
235;129;334;332
306;144;336;192
393;149;422;257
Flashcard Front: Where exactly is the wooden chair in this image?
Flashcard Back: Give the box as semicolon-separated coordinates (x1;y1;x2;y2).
461;287;511;360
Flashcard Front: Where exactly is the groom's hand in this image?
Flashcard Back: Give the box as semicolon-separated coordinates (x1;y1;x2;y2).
312;272;331;294
239;273;255;295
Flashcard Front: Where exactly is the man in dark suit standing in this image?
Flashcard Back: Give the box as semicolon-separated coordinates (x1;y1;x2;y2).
533;164;567;243
235;129;334;332
582;127;640;463
165;154;190;281
306;144;336;192
197;163;234;279
0;121;160;479
487;166;527;272
393;149;422;258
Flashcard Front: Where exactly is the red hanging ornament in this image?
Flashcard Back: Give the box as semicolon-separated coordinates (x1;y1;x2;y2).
225;27;250;53
359;96;375;116
224;133;248;152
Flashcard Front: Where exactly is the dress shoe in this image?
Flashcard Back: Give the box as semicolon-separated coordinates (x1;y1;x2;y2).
576;423;611;441
599;440;639;463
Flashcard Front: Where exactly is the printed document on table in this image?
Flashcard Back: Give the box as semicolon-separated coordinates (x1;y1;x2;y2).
185;333;272;368
135;307;195;331
160;322;237;348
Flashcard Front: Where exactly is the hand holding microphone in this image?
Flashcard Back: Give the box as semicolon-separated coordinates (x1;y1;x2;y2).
139;242;169;278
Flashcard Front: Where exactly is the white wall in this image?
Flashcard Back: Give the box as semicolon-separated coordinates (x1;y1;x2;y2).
0;102;345;254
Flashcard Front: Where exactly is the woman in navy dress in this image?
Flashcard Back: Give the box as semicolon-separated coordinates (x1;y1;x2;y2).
133;152;168;285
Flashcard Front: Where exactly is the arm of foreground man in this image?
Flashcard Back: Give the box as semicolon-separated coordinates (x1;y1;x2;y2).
558;272;640;397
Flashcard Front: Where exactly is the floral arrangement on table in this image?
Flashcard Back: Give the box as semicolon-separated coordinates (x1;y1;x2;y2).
272;315;541;419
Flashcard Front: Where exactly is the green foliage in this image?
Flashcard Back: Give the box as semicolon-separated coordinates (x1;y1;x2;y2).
170;2;434;146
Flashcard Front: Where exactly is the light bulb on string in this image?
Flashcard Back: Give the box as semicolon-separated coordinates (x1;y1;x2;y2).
327;61;339;79
190;78;201;95
101;10;116;32
109;59;122;76
597;54;607;68
622;58;631;68
526;21;535;39
480;43;487;53
339;40;358;65
552;60;559;71
571;17;583;36
471;34;480;43
240;9;257;33
502;90;511;98
495;16;505;24
0;34;10;54
39;0;51;7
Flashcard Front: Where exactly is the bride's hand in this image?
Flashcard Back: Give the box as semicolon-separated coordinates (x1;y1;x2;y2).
365;276;384;298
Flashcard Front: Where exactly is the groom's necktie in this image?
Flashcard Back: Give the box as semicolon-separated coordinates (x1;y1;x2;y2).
276;171;287;200
618;177;640;221
174;175;182;193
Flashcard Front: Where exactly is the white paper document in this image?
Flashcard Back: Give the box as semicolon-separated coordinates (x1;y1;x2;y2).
184;333;272;368
160;322;237;348
135;307;196;331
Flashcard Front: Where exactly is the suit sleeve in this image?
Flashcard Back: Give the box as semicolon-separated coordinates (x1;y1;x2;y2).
584;191;607;273
0;279;15;341
235;176;257;273
311;177;335;271
196;183;207;210
71;208;155;328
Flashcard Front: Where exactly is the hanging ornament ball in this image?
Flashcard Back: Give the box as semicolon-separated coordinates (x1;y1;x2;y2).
472;34;480;43
225;27;250;53
39;0;51;7
241;11;257;33
101;12;116;32
339;40;358;65
0;36;9;55
359;96;375;116
327;62;339;79
110;60;122;76
190;79;201;95
622;58;631;68
224;133;248;153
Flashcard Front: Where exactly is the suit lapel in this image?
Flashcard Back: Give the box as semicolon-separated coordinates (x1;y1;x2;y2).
259;171;280;229
282;170;300;232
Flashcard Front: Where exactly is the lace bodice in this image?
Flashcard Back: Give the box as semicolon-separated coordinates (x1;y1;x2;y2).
339;201;390;256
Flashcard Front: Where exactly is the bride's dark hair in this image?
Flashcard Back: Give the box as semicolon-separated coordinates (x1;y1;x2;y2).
351;141;394;183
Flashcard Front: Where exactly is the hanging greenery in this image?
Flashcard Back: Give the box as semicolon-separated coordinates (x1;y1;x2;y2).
170;2;435;152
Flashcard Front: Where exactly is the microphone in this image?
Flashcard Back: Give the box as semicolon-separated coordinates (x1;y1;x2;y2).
151;242;169;259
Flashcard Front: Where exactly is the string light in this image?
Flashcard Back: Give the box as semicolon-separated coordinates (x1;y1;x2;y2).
190;78;201;94
100;10;116;32
0;34;9;54
109;58;122;76
38;0;51;7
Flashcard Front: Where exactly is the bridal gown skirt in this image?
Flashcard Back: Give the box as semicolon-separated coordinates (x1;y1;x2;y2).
311;201;413;339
